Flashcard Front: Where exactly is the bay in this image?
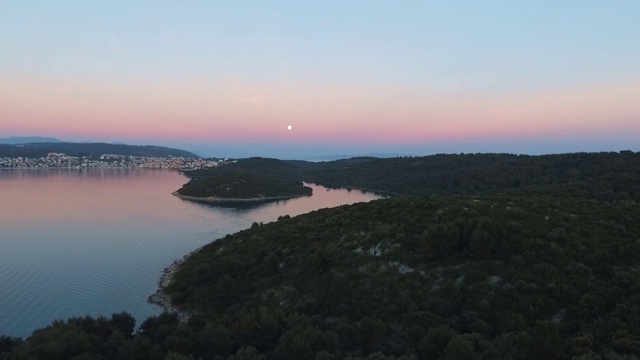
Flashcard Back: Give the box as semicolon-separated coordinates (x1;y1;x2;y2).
0;169;382;338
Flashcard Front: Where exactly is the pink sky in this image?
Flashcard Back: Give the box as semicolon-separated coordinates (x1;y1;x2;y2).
2;75;639;153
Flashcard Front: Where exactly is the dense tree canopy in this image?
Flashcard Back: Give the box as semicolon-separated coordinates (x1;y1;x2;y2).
186;151;640;200
162;194;640;359
176;172;312;199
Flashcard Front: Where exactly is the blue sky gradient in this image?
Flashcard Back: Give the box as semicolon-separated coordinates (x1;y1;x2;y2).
1;1;639;158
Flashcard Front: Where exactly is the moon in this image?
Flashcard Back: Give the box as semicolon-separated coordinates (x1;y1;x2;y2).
287;125;292;130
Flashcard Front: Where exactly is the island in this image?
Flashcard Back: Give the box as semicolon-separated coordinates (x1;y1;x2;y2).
173;172;313;204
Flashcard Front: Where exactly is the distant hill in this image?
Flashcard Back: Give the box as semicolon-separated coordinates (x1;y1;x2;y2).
301;153;411;161
0;136;62;145
0;142;200;159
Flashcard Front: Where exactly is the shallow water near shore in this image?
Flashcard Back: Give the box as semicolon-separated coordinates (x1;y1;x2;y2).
0;169;382;338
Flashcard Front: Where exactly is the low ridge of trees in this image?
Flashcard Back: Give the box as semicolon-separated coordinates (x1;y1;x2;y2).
186;151;640;201
176;172;312;199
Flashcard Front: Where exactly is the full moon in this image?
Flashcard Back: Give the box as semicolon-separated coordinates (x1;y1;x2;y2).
287;125;292;130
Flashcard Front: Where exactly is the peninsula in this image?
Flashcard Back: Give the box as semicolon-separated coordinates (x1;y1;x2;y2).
174;172;312;203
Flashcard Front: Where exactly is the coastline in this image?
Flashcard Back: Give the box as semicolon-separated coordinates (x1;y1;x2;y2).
147;247;205;322
171;191;311;204
150;191;312;320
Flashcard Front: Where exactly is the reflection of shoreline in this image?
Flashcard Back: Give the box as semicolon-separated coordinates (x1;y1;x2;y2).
171;192;311;204
303;181;399;198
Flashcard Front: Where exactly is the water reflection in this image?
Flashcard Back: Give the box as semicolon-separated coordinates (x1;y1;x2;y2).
177;197;305;211
0;168;149;180
182;183;383;214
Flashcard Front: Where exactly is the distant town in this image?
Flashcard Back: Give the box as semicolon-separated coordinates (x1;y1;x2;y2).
0;153;226;170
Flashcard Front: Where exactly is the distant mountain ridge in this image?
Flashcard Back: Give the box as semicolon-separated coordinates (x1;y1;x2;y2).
0;136;62;144
0;142;200;159
300;153;411;161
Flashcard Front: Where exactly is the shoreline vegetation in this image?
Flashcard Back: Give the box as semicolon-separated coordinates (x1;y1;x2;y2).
175;171;313;200
147;250;197;323
152;172;315;320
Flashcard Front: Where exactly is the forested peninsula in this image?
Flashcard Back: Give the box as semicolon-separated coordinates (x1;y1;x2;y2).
2;151;640;359
174;172;312;203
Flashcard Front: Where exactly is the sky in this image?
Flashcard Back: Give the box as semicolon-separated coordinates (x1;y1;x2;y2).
1;1;639;159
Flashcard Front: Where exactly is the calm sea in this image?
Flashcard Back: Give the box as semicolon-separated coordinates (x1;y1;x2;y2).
0;169;382;338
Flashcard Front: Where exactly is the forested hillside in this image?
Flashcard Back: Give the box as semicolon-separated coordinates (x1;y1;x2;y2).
0;137;61;145
306;152;640;200
163;195;640;359
176;172;312;199
185;151;640;201
0;142;200;159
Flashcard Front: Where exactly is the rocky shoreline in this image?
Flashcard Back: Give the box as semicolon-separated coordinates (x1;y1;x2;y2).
148;188;313;320
172;191;310;204
147;247;205;322
150;193;310;321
